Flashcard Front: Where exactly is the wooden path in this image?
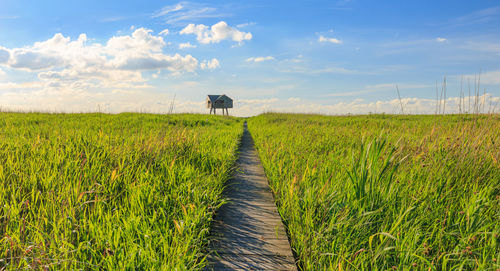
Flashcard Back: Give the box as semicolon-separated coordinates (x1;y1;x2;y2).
206;123;297;270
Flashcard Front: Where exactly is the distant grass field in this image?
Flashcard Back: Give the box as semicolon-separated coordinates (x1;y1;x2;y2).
0;113;242;270
248;113;499;270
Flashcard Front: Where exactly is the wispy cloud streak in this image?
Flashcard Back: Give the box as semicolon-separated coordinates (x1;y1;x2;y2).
152;2;229;25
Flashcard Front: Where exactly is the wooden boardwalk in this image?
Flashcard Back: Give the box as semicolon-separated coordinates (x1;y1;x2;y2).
206;123;297;270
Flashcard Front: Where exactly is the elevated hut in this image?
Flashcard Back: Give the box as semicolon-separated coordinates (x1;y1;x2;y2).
206;94;233;115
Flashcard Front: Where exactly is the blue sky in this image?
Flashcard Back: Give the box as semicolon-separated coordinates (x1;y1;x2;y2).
0;0;499;115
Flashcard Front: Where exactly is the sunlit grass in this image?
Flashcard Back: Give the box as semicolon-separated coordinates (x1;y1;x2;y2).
0;113;243;270
248;113;499;270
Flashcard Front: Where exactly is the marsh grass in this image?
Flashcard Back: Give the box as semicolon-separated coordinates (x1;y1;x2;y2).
249;113;499;270
0;113;243;270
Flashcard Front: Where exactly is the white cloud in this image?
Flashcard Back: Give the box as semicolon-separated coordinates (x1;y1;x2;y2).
112;54;198;72
0;28;203;94
179;42;197;49
436;37;447;43
3;28;198;73
106;28;166;55
200;58;220;70
159;29;169;36
180;21;252;44
246;56;274;63
318;35;342;44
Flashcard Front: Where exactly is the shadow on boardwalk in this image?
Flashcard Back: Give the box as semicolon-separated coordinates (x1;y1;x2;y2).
206;123;297;271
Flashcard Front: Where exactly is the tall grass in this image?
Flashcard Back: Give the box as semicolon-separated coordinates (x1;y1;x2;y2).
248;113;499;270
0;113;243;270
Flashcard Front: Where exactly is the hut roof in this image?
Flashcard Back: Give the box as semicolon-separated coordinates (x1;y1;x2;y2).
207;94;232;103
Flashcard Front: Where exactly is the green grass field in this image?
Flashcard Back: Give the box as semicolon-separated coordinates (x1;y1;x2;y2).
1;112;498;270
0;113;242;270
248;113;499;270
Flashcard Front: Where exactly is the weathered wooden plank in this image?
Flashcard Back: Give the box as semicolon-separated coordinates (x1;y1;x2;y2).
210;254;295;263
214;211;284;221
212;241;293;254
206;123;297;270
211;227;287;239
209;254;296;270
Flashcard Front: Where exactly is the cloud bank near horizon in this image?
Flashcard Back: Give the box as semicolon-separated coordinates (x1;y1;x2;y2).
1;88;497;116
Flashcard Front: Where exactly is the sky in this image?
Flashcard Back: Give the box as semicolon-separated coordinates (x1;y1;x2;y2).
0;0;499;116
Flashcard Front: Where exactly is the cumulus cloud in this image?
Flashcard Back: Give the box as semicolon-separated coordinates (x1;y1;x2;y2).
112;54;198;71
318;35;342;44
0;28;205;93
200;58;220;70
106;29;166;55
246;56;274;63
180;21;252;44
179;42;197;49
436;37;448;43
